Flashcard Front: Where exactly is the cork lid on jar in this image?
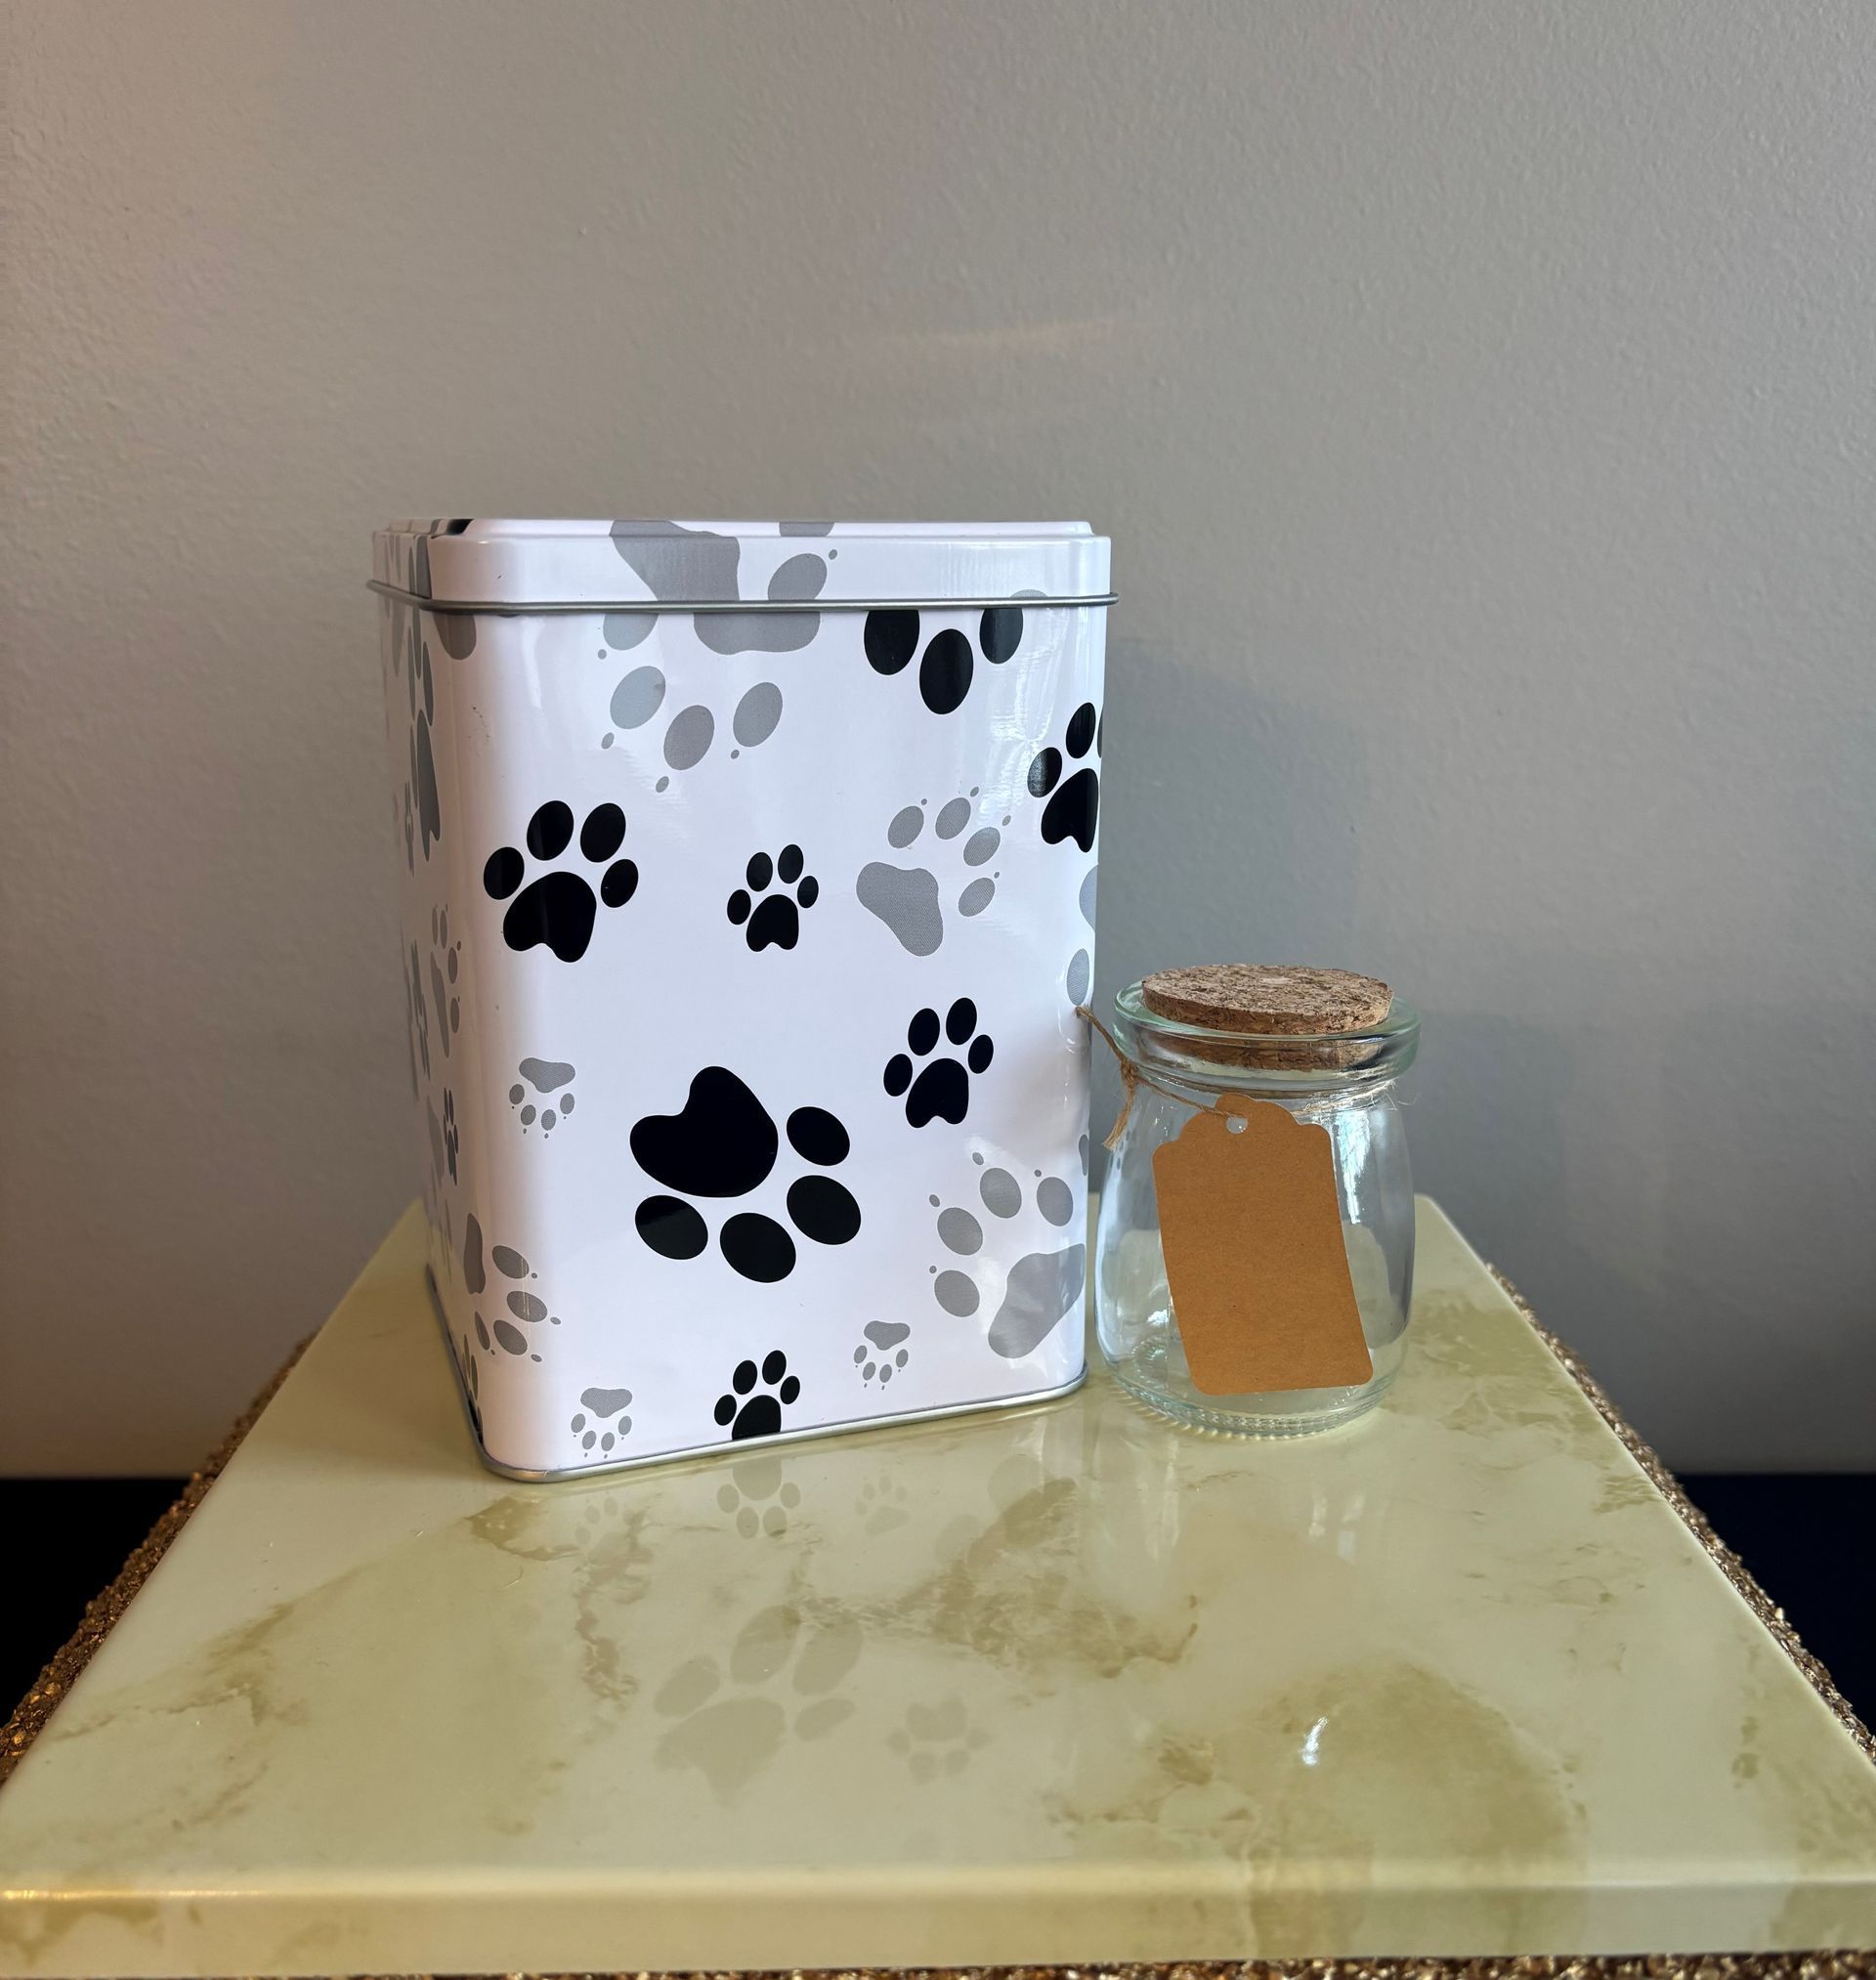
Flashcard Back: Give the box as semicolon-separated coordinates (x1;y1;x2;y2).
1138;965;1394;1070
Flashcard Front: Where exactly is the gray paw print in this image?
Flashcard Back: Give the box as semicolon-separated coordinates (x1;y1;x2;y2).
929;1156;1087;1358
856;792;1004;957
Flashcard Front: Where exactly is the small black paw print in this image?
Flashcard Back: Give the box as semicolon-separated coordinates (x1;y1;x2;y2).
442;1089;459;1182
484;800;638;963
570;1385;633;1457
884;999;994;1128
714;1350;800;1442
864;605;1024;716
1027;700;1102;853
728;844;819;952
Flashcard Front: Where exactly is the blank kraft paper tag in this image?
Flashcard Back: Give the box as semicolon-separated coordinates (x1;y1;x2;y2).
1152;1093;1374;1396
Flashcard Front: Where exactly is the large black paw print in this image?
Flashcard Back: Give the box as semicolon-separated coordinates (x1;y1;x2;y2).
884;999;994;1128
484;801;638;963
1027;701;1101;853
864;605;1024;716
631;1067;861;1283
714;1350;800;1441
728;844;819;952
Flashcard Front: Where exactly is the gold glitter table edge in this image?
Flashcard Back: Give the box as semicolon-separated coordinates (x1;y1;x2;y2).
4;1266;1871;1980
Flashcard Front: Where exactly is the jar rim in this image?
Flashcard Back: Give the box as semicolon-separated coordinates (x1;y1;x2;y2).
1113;978;1420;1088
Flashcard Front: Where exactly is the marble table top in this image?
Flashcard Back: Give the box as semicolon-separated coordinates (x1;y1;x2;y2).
2;1199;1872;1975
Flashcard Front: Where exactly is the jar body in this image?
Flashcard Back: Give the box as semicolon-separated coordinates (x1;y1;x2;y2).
1094;998;1417;1436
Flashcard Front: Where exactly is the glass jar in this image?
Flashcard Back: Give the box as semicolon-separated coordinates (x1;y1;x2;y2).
1093;979;1420;1436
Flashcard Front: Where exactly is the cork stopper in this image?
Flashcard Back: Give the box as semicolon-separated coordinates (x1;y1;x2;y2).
1138;965;1392;1069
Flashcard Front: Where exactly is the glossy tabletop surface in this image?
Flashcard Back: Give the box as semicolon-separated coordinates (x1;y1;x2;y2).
2;1199;1872;1973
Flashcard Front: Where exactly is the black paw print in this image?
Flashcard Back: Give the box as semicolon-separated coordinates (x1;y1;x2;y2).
864;605;1024;716
728;844;819;952
1027;700;1102;854
483;800;639;963
884;999;994;1128
715;1350;800;1441
442;1089;459;1182
632;1067;861;1282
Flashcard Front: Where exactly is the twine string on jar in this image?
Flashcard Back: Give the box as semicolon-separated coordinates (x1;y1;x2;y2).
1075;1005;1221;1150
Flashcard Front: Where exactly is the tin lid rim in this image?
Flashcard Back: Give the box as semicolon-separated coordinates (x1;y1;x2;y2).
373;518;1112;609
366;580;1117;616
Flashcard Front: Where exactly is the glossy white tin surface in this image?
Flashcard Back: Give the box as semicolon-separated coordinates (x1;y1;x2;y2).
377;519;1109;1475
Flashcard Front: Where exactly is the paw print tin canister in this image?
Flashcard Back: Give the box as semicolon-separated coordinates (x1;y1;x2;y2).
373;520;1112;1477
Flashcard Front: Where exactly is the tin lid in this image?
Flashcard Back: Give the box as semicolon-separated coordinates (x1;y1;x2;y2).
371;519;1112;611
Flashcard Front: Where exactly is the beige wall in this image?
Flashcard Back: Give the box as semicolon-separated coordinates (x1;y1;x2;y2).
4;0;1872;1473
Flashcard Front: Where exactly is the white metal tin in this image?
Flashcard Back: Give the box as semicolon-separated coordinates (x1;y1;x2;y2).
376;519;1109;1477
